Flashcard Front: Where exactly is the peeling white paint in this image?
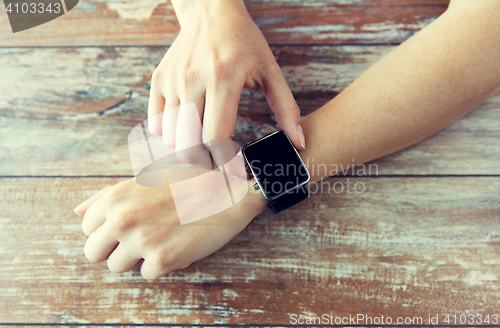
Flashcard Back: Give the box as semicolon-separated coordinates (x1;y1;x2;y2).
273;18;436;42
312;30;412;41
101;0;165;21
464;270;497;286
274;24;355;33
223;289;239;299
249;309;265;313
360;18;436;32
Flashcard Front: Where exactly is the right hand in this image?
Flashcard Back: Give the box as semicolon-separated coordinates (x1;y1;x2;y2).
147;0;306;173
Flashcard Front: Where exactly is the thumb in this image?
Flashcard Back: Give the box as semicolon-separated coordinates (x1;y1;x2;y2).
263;65;306;150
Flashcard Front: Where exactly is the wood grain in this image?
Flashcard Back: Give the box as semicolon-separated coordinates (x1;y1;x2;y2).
2;0;496;325
0;0;448;46
1;46;499;176
1;177;500;324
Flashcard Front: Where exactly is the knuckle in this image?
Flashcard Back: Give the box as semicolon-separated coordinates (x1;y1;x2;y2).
104;187;120;205
151;67;163;86
155;248;178;271
104;182;127;208
272;61;284;75
202;129;216;142
203;127;223;143
108;210;136;235
163;137;175;149
260;61;278;83
152;66;173;90
286;95;300;115
210;59;233;82
268;61;284;78
275;94;299;123
179;65;196;87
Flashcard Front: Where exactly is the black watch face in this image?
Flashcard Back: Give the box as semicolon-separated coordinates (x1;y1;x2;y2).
243;131;310;200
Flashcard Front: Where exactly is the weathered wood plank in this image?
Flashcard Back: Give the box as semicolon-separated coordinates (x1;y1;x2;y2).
0;0;448;46
0;46;499;176
1;177;499;323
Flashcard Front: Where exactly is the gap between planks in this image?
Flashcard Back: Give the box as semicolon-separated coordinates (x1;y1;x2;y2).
2;174;500;179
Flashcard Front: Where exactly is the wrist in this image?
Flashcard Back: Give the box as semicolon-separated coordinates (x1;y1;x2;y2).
171;0;248;29
242;177;268;216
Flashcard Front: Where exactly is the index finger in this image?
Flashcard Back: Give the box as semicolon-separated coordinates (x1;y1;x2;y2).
202;78;246;176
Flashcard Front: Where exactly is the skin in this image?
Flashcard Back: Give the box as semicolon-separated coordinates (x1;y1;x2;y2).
147;0;305;173
74;0;500;280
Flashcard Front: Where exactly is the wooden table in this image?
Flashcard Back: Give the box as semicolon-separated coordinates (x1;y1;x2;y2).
2;0;500;325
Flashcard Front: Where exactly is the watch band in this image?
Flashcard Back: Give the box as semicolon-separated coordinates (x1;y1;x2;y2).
269;185;309;213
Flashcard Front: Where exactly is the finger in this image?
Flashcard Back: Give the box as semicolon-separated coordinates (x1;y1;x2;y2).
203;78;245;176
162;91;180;149
262;64;305;150
175;100;212;170
207;139;246;179
84;223;119;263
147;85;165;136
73;185;112;218
107;242;142;273
81;196;108;236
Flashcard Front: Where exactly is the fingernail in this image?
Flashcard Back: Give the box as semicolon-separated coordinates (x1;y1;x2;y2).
231;175;248;181
297;124;306;149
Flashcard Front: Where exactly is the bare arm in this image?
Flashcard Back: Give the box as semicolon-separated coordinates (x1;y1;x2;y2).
300;0;500;183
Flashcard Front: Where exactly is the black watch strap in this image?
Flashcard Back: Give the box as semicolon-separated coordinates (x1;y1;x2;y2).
269;185;309;213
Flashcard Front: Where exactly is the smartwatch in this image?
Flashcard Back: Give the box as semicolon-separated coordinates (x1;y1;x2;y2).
242;130;310;213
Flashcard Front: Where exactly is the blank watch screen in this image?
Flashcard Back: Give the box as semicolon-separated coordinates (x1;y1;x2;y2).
243;131;309;200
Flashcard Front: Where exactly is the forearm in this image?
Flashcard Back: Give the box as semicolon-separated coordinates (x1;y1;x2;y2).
300;1;500;183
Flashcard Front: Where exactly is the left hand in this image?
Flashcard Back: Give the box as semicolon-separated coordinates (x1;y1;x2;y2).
73;177;266;280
